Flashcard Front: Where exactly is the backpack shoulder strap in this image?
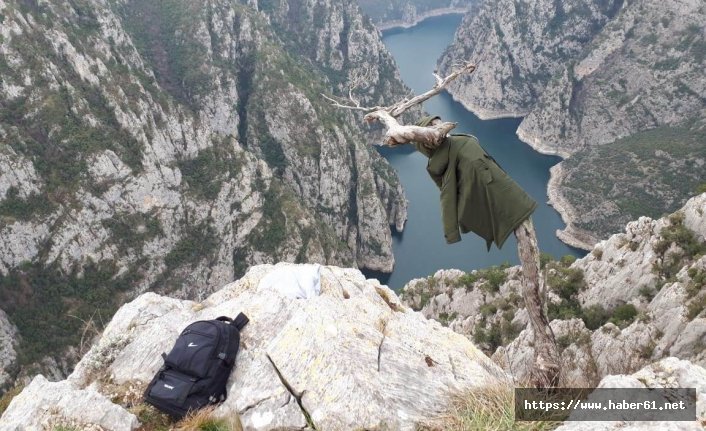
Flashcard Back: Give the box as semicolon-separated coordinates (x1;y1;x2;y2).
233;312;249;330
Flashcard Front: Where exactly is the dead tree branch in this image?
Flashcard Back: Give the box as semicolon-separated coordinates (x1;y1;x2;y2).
322;62;476;148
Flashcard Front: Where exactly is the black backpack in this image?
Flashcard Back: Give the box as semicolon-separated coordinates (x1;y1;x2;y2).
144;313;249;418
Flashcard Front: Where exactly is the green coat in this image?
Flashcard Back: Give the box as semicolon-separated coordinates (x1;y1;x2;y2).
414;116;537;250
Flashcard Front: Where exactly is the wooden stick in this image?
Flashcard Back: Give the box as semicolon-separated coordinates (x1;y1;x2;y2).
514;218;561;387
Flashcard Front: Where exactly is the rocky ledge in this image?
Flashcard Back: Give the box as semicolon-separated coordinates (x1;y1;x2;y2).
402;193;706;388
0;264;507;431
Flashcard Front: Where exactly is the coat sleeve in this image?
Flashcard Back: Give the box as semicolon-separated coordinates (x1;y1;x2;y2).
440;163;461;244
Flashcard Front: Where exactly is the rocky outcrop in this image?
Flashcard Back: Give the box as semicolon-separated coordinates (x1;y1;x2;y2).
0;0;410;383
402;194;706;386
0;264;509;431
546;164;601;250
0;309;18;391
0;375;139;431
554;357;706;431
357;0;475;30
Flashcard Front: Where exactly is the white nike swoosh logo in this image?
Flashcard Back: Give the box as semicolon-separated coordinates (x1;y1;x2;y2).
188;342;198;347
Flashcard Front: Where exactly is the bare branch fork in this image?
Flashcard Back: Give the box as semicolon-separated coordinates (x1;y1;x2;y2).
322;61;476;147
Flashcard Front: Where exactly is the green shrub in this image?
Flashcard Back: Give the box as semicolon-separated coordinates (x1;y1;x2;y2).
178;143;243;200
102;212;162;254
477;263;510;293
655;212;706;258
548;300;582;321
164;222;217;270
0;187;55;220
479;303;497;317
456;264;510;293
560;254;577;267
438;312;458;327
473;323;503;353
591;248;603;260
540;252;555;269
547;264;586;303
686;268;706;298
609;304;638;328
581;304;611;330
417;291;433;311
687;295;706;319
639;286;656;301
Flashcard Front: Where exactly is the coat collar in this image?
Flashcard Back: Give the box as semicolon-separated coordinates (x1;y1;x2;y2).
425;137;451;177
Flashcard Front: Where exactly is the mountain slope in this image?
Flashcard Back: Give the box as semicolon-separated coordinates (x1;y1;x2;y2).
438;0;706;248
0;0;409;385
438;0;624;119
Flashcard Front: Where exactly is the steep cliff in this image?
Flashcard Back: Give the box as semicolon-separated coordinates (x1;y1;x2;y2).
402;193;706;386
0;0;409;385
0;264;508;430
438;0;624;119
517;0;706;155
439;0;706;248
357;0;475;30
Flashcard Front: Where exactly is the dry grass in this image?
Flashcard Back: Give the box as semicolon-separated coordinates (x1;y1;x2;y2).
130;404;172;431
0;384;24;416
174;407;243;431
419;385;560;431
128;403;243;431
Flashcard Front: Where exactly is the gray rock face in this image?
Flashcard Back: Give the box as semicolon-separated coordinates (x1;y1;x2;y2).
402;194;706;386
1;264;508;431
439;0;623;120
554;357;706;431
0;375;139;431
0;147;40;201
442;0;705;151
0;309;18;391
517;0;706;156
0;0;409;384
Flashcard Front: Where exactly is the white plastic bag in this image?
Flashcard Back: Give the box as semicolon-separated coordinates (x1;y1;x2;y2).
258;264;321;299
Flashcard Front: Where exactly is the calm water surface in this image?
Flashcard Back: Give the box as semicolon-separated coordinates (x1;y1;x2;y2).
367;14;585;289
